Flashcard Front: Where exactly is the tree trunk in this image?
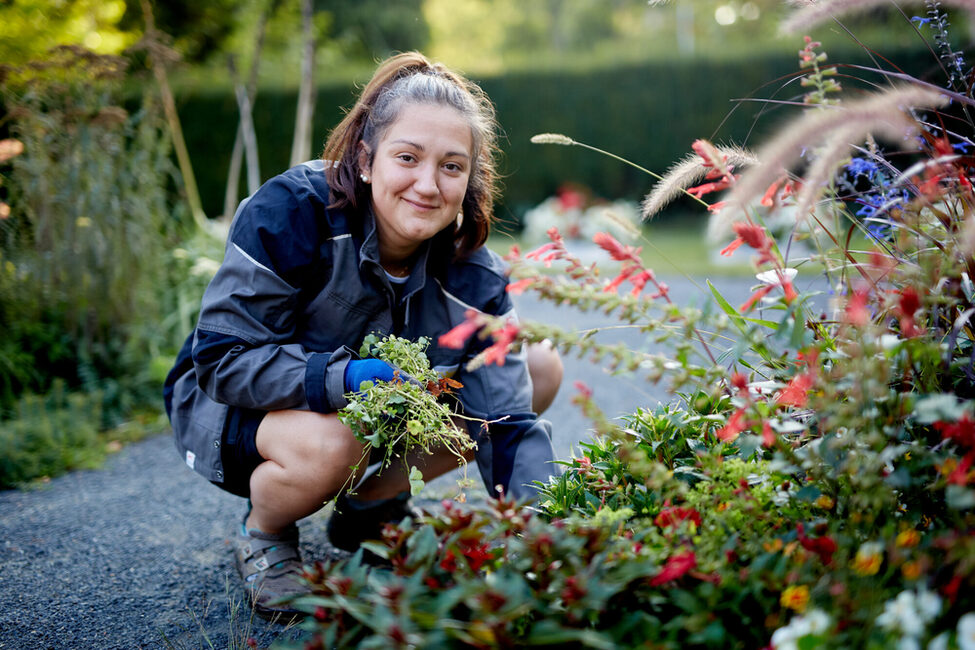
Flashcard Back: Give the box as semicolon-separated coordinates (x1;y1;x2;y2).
228;56;261;205
289;0;316;167
222;7;270;221
139;0;208;232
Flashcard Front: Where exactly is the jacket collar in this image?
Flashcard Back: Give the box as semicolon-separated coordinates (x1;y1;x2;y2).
358;208;432;299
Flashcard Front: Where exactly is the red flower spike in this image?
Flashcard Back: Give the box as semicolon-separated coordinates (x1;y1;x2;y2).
732;222;770;250
593;231;642;264
503;245;522;262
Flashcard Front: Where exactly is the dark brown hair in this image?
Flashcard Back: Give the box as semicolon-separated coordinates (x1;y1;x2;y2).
322;52;500;257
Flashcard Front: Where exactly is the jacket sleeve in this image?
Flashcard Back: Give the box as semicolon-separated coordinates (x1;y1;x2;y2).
190;188;351;414
453;281;560;501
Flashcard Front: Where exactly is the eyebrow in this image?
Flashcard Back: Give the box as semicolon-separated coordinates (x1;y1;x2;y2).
390;138;471;159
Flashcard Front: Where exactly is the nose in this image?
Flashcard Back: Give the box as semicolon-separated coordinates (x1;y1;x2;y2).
413;163;439;197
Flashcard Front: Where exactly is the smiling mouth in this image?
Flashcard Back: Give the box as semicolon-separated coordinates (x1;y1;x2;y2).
403;198;438;211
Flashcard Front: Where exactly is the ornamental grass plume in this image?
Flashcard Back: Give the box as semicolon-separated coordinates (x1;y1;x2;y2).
707;85;946;241
781;0;975;34
641;145;759;219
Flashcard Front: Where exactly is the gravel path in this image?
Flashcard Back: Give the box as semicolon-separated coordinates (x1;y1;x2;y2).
0;274;789;649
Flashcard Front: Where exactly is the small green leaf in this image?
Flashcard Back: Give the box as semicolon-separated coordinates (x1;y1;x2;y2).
409;465;425;496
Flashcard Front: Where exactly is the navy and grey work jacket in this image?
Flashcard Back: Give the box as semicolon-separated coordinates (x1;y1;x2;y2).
164;160;557;500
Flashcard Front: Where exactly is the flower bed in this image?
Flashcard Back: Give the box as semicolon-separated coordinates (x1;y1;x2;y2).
285;5;975;648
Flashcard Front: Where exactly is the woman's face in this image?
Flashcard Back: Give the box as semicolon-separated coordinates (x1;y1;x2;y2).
361;102;473;261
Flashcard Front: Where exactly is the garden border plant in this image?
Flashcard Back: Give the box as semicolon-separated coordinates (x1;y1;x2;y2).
283;2;975;648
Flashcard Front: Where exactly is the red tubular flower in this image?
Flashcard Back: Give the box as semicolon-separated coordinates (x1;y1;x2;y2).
482;321;520;366
740;285;774;313
777;372;814;408
896;286;924;337
503;244;522;262
732;222;770;250
629;270;655;296
506;278;534;295
438;312;483;349
654;506;702;529
717;408;747;442
687;179;732;198
761;178;784;207
720;237;744;257
762;422;776;447
603;264;638;293
593;231;642;264
845;288;871;327
649;550;697;586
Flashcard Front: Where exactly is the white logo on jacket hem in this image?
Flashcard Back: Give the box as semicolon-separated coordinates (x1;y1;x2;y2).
185;450;196;469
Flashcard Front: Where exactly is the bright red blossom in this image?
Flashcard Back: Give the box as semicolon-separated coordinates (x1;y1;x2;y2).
717;408;747;442
934;415;975;449
778;372;814;408
654;506;702;529
797;523;837;565
649;550;697;586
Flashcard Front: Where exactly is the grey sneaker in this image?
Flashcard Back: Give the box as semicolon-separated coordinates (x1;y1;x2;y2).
233;521;307;621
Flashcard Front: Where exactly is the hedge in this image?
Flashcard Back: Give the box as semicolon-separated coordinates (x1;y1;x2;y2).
177;48;928;227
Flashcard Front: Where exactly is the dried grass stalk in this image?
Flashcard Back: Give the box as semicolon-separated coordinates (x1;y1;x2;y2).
642;146;759;219
708;85;946;241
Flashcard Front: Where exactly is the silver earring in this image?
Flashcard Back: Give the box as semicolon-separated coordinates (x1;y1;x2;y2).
360;173;369;183
455;210;464;228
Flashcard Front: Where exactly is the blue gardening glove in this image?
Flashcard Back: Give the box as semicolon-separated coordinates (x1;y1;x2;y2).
343;358;398;393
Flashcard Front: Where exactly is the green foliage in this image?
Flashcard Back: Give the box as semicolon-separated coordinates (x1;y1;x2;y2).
338;334;477;497
0;46;188;485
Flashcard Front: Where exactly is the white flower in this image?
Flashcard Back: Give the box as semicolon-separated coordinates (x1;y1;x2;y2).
877;589;942;639
756;268;798;286
958;613;975;650
770;609;831;650
927;632;948;650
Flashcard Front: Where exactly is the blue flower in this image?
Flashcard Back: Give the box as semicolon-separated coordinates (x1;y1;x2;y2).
953;141;973;153
846;157;879;180
911;16;932;26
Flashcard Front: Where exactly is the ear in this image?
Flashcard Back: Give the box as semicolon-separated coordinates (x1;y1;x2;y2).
357;141;372;176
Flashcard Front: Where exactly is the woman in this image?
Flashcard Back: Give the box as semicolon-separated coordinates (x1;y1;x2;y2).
163;52;562;618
